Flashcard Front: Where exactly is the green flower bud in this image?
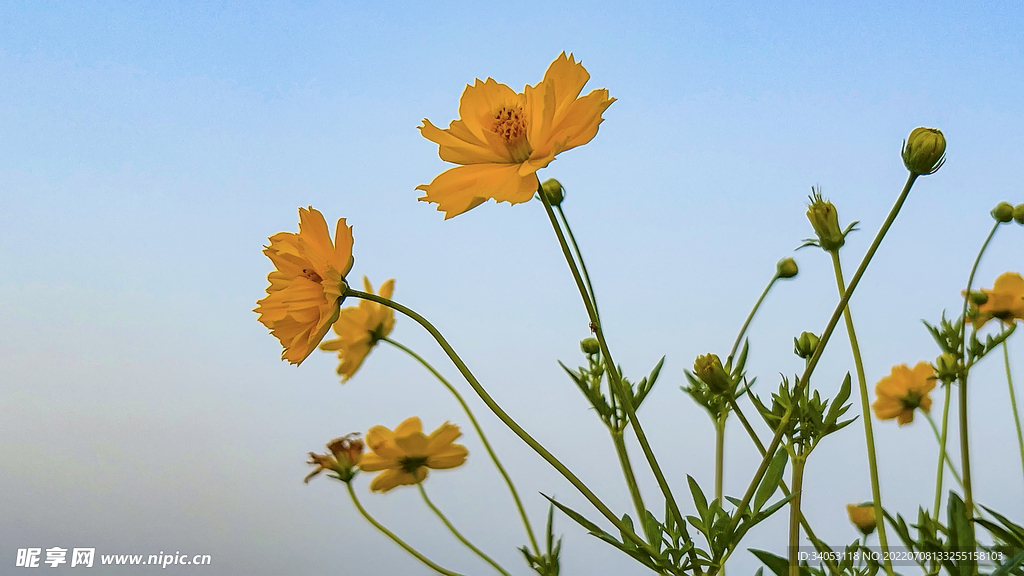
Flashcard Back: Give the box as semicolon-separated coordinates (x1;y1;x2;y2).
793;331;820;360
991;202;1014;223
693;353;732;394
580;338;600;355
806;188;845;252
776;257;799;279
540;178;565;207
935;352;958;382
901;127;946;175
968;290;989;306
1014;204;1024;225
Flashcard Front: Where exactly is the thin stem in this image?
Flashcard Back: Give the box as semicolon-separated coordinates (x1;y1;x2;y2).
726;173;919;538
1004;340;1024;485
728;275;778;365
611;430;650;538
715;414;726;506
537;188;699;570
383;337;540;556
346;289;654;555
556;204;601;323
829;250;894;576
418;483;513;576
788;456;806;576
925;412;964;488
346;482;466;576
933;383;953;516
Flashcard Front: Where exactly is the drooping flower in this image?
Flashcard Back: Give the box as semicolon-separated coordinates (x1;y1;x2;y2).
967;272;1024;330
255;207;355;365
359;417;468;493
846;503;877;536
305;434;364;484
319;277;395;382
417;52;615;219
872;362;936;425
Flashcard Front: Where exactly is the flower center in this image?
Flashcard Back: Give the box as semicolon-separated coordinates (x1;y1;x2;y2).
900;392;922;411
492;105;531;162
399;456;428;474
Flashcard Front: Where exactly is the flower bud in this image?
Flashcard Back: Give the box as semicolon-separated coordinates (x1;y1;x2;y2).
793;331;820;360
580;337;600;355
935;352;958;382
693;353;732;394
901;127;946;175
540;178;565;207
846;503;877;536
991;202;1014;223
1014;204;1024;225
806;188;845;251
968;290;989;306
776;257;799;279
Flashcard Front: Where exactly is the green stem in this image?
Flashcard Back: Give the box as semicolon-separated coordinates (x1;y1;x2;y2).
346;289;654;556
383;337;540;556
788;456;806;576
727;173;919;538
728;275;778;365
925;412;964;489
418;483;513;576
828;250;894;576
715;413;726;506
556;203;601;323
1004;341;1024;485
933;383;953;516
611;430;650;539
536;187;699;570
346;482;466;576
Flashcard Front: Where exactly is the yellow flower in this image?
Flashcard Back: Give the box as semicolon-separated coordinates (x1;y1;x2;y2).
872;362;936;425
319;277;395;381
417;52;615;219
255;207;355;365
305;434;364;484
846;503;877;536
968;272;1024;329
359;417;468;493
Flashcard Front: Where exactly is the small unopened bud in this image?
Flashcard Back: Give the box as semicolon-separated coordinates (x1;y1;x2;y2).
540;178;565;207
935;352;958;382
806;188;845;251
580;338;600;355
693;353;732;394
991;202;1014;223
793;332;820;359
776;257;799;279
902;127;946;175
1014;204;1024;225
969;291;989;306
846;503;877;536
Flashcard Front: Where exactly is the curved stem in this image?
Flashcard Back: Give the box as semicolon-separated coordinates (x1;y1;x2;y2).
383;337;540;556
346;482;466;576
346;289;654;556
829;250;894;576
1004;340;1024;486
925;412;964;489
728;275;778;365
611;430;649;538
536;188;698;569
727;173;919;538
933;383;953;516
418;483;513;576
556;204;601;323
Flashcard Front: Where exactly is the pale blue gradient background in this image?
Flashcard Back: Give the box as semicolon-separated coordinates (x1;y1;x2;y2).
2;1;1022;574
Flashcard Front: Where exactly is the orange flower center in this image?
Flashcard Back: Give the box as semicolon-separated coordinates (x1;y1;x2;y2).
492;105;531;162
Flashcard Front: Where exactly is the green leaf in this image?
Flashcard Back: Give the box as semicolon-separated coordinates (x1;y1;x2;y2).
993;550;1024;576
946;492;974;576
753;448;789;512
749;549;790;576
688;475;709;524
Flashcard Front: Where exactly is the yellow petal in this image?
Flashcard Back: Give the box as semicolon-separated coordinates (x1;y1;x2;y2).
394;417;423;437
358;452;396;472
369;469;403;492
417;163;536;219
426;444;468;469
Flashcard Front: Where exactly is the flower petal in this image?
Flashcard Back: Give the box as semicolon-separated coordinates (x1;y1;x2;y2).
417;163;537;219
369;469;404;492
426;444;468;470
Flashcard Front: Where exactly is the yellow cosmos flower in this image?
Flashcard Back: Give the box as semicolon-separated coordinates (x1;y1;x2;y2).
319;277;395;382
846;503;877;536
359;417;468;493
255;207;354;365
417;52;615;219
872;362;936;426
968;272;1024;329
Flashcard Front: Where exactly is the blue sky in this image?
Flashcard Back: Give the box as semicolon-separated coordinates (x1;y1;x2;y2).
2;1;1023;574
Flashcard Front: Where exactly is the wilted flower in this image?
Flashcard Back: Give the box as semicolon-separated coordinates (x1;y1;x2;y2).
255;207;354;365
872;362;936;425
901;127;946;175
359;417;468;493
305;434;364;484
967;272;1024;329
846;503;877;536
417;53;615;219
319;277;395;382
